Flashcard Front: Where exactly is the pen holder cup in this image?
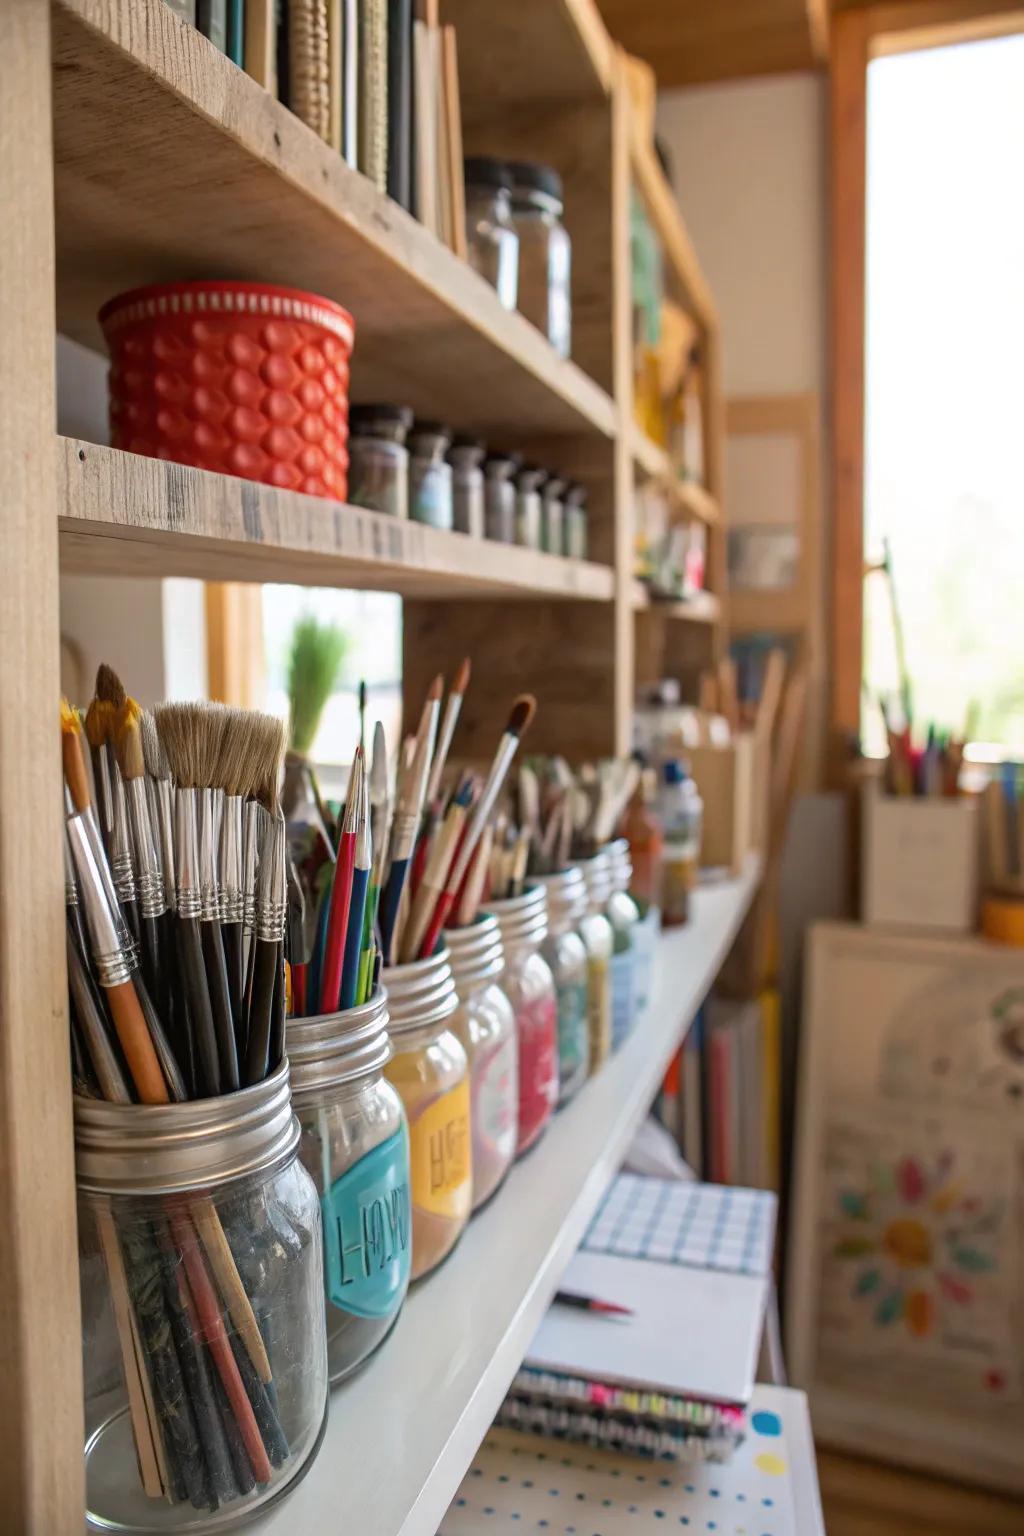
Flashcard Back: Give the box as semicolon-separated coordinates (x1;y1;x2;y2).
76;1062;329;1532
861;781;980;933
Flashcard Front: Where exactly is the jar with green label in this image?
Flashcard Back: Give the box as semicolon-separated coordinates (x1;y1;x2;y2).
536;866;590;1104
445;914;518;1210
605;838;640;1051
577;851;614;1073
288;988;411;1385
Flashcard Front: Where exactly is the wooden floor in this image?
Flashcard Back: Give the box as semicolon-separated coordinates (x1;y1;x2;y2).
818;1450;1024;1536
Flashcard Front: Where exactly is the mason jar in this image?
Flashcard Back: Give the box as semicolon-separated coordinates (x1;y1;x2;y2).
347;403;413;519
508;161;572;358
577;851;614;1073
408;421;454;531
486;885;558;1155
536;867;590;1104
464;155;519;311
287;988;410;1384
540;474;566;556
514;463;545;550
382;950;472;1279
484;451;520;544
76;1063;328;1532
605;838;641;1051
449;436;486;539
445;915;518;1210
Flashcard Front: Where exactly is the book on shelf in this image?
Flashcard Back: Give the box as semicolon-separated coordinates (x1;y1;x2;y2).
196;0;227;52
386;0;412;207
358;0;388;192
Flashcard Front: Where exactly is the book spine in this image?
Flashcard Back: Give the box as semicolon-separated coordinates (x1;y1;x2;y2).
244;0;277;92
289;0;331;141
197;0;228;52
327;0;343;151
358;0;388;192
342;0;359;165
386;0;411;208
228;0;245;63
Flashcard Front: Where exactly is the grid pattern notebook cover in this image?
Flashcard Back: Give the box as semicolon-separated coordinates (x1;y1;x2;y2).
583;1176;776;1278
440;1385;825;1536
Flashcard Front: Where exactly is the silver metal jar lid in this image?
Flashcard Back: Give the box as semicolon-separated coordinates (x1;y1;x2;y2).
578;849;613;910
286;986;392;1108
74;1061;299;1196
536;866;587;933
444;913;505;993
382;947;459;1039
607;836;633;894
486;884;548;956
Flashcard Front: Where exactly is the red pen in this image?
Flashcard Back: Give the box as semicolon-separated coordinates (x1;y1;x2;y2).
554;1290;634;1318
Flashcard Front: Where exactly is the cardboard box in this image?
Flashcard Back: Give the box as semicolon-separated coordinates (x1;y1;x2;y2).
861;783;980;932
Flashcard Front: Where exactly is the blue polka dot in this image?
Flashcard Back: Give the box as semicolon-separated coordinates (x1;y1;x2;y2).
523;1481;533;1489
655;1514;665;1520
707;1525;716;1532
762;1499;773;1508
483;1509;494;1517
751;1411;782;1437
737;1495;746;1503
550;1490;560;1497
628;1506;638;1514
455;1498;466;1507
471;1469;482;1478
710;1490;719;1498
685;1485;695;1494
576;1493;586;1501
660;1478;672;1487
538;1522;548;1530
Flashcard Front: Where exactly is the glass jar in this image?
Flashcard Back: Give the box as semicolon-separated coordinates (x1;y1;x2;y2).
487;885;558;1155
659;760;704;927
540;475;566;555
449;436;486;539
514;464;545;550
464;155;519;312
577;852;614;1073
348;404;413;518
382;950;472;1279
564;482;588;559
484;451;520;544
408;421;454;531
509;161;572;358
536;866;590;1105
76;1063;328;1532
605;838;641;1051
287;988;411;1385
445;915;518;1210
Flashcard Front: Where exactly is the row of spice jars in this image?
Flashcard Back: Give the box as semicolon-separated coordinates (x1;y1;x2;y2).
347;405;589;558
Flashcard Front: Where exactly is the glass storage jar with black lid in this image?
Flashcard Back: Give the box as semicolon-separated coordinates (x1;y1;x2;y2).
348;404;414;519
287;988;411;1385
564;482;588;558
464;155;519;312
408;421;454;531
484;450;520;544
514;463;546;550
540;474;567;555
449;435;487;539
509;161;572;359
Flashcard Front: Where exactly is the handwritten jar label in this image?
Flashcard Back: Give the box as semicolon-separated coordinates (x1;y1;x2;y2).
610;950;635;1052
474;1034;517;1165
322;1126;411;1320
587;955;611;1069
556;976;589;1081
410;1079;472;1220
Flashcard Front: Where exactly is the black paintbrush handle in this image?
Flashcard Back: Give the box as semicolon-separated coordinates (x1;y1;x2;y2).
201;922;241;1093
222;920;245;1051
210;1359;258;1497
66;922;133;1103
227;1323;290;1470
178;916;221;1097
268;950;286;1075
139;913;163;1011
134;970;188;1103
242;941;279;1088
166;912;197;1097
121;895;142;949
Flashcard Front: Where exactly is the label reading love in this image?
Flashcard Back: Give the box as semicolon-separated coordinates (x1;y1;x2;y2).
410;1079;472;1219
322;1126;411;1320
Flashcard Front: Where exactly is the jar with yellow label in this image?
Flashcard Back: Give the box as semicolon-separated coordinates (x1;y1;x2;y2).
577;851;614;1074
383;950;472;1280
445;915;518;1211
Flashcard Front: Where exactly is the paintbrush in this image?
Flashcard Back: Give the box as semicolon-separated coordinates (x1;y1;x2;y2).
380;677;442;962
83;686;115;859
242;713;288;1085
425;657;471;808
455;822;493;927
402;772;474;962
112;697;168;1017
358;678;367;752
93;665;143;947
339;767;371;1009
318;748;363;1015
418;694;537;958
356;720;390;1005
141;708;177;914
215;708;259;1044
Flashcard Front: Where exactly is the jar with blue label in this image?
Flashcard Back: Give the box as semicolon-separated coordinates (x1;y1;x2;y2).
536;866;590;1104
287;988;411;1385
605;838;640;1051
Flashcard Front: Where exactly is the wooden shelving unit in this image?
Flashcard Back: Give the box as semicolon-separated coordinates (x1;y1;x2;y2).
0;0;734;1528
631;582;722;624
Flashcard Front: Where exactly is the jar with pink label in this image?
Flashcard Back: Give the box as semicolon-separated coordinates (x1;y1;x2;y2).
445;915;519;1210
487;886;559;1156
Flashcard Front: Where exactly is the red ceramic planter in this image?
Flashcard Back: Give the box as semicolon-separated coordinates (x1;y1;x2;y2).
100;280;355;501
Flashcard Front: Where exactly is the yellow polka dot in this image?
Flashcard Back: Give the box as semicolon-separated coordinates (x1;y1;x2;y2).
755;1452;787;1476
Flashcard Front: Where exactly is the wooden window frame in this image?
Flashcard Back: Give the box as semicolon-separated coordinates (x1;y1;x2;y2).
828;0;1024;774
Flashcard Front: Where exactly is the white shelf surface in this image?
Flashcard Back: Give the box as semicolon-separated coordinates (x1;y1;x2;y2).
250;854;762;1536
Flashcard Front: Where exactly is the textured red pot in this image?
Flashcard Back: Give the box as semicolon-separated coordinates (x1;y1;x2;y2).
100;280;355;501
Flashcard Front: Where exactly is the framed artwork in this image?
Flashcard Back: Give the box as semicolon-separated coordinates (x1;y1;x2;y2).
787;922;1024;1495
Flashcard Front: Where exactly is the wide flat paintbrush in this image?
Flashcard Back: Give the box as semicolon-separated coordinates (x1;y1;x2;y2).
243;713;288;1085
402;771;473;961
214;708;259;1060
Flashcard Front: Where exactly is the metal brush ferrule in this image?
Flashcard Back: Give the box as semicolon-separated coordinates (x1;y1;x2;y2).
153;777;176;911
174;787;202;921
109;765;137;905
64;828;78;907
242;799;264;937
219;794;244;924
81;804;137;964
66;813;133;987
254;814;287;943
126;776;165;921
198;787;222;922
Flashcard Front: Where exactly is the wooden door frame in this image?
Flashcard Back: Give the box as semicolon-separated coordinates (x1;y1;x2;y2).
828;0;1024;775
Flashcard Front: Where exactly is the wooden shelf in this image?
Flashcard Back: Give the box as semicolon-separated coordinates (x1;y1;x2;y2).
57;439;616;601
632;581;722;623
443;0;613;119
596;0;828;89
51;0;618;442
247;858;762;1536
629;126;716;325
631;429;720;524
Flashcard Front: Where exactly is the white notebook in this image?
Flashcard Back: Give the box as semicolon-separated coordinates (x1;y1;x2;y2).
526;1249;767;1407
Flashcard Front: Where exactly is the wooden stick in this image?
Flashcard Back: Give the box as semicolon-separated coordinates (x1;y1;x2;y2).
192;1198;273;1384
94;1204;164;1500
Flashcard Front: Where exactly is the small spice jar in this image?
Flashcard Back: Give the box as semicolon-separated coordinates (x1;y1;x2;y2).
487;885;559;1155
408;421;454;530
564;482;589;559
577;851;614;1073
348;403;413;518
464;156;520;312
383;950;472;1279
484;450;520;544
540;474;567;555
514;463;546;550
536;866;590;1105
509;162;572;358
605;838;641;1051
76;1063;328;1531
449;435;487;539
287;988;411;1385
445;915;519;1210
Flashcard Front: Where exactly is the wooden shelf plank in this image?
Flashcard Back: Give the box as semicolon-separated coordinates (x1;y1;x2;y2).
631;429;720;524
56;438;616;600
629;127;717;325
632;581;722;624
597;0;828;89
246;857;761;1536
442;0;612;123
51;0;618;442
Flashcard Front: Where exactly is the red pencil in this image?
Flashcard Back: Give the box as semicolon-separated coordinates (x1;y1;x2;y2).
318;748;363;1014
553;1289;634;1318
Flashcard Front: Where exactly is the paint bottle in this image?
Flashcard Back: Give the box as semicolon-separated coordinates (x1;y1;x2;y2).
383;950;472;1279
487;886;559;1155
659;760;703;927
445;915;519;1210
536;866;590;1105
